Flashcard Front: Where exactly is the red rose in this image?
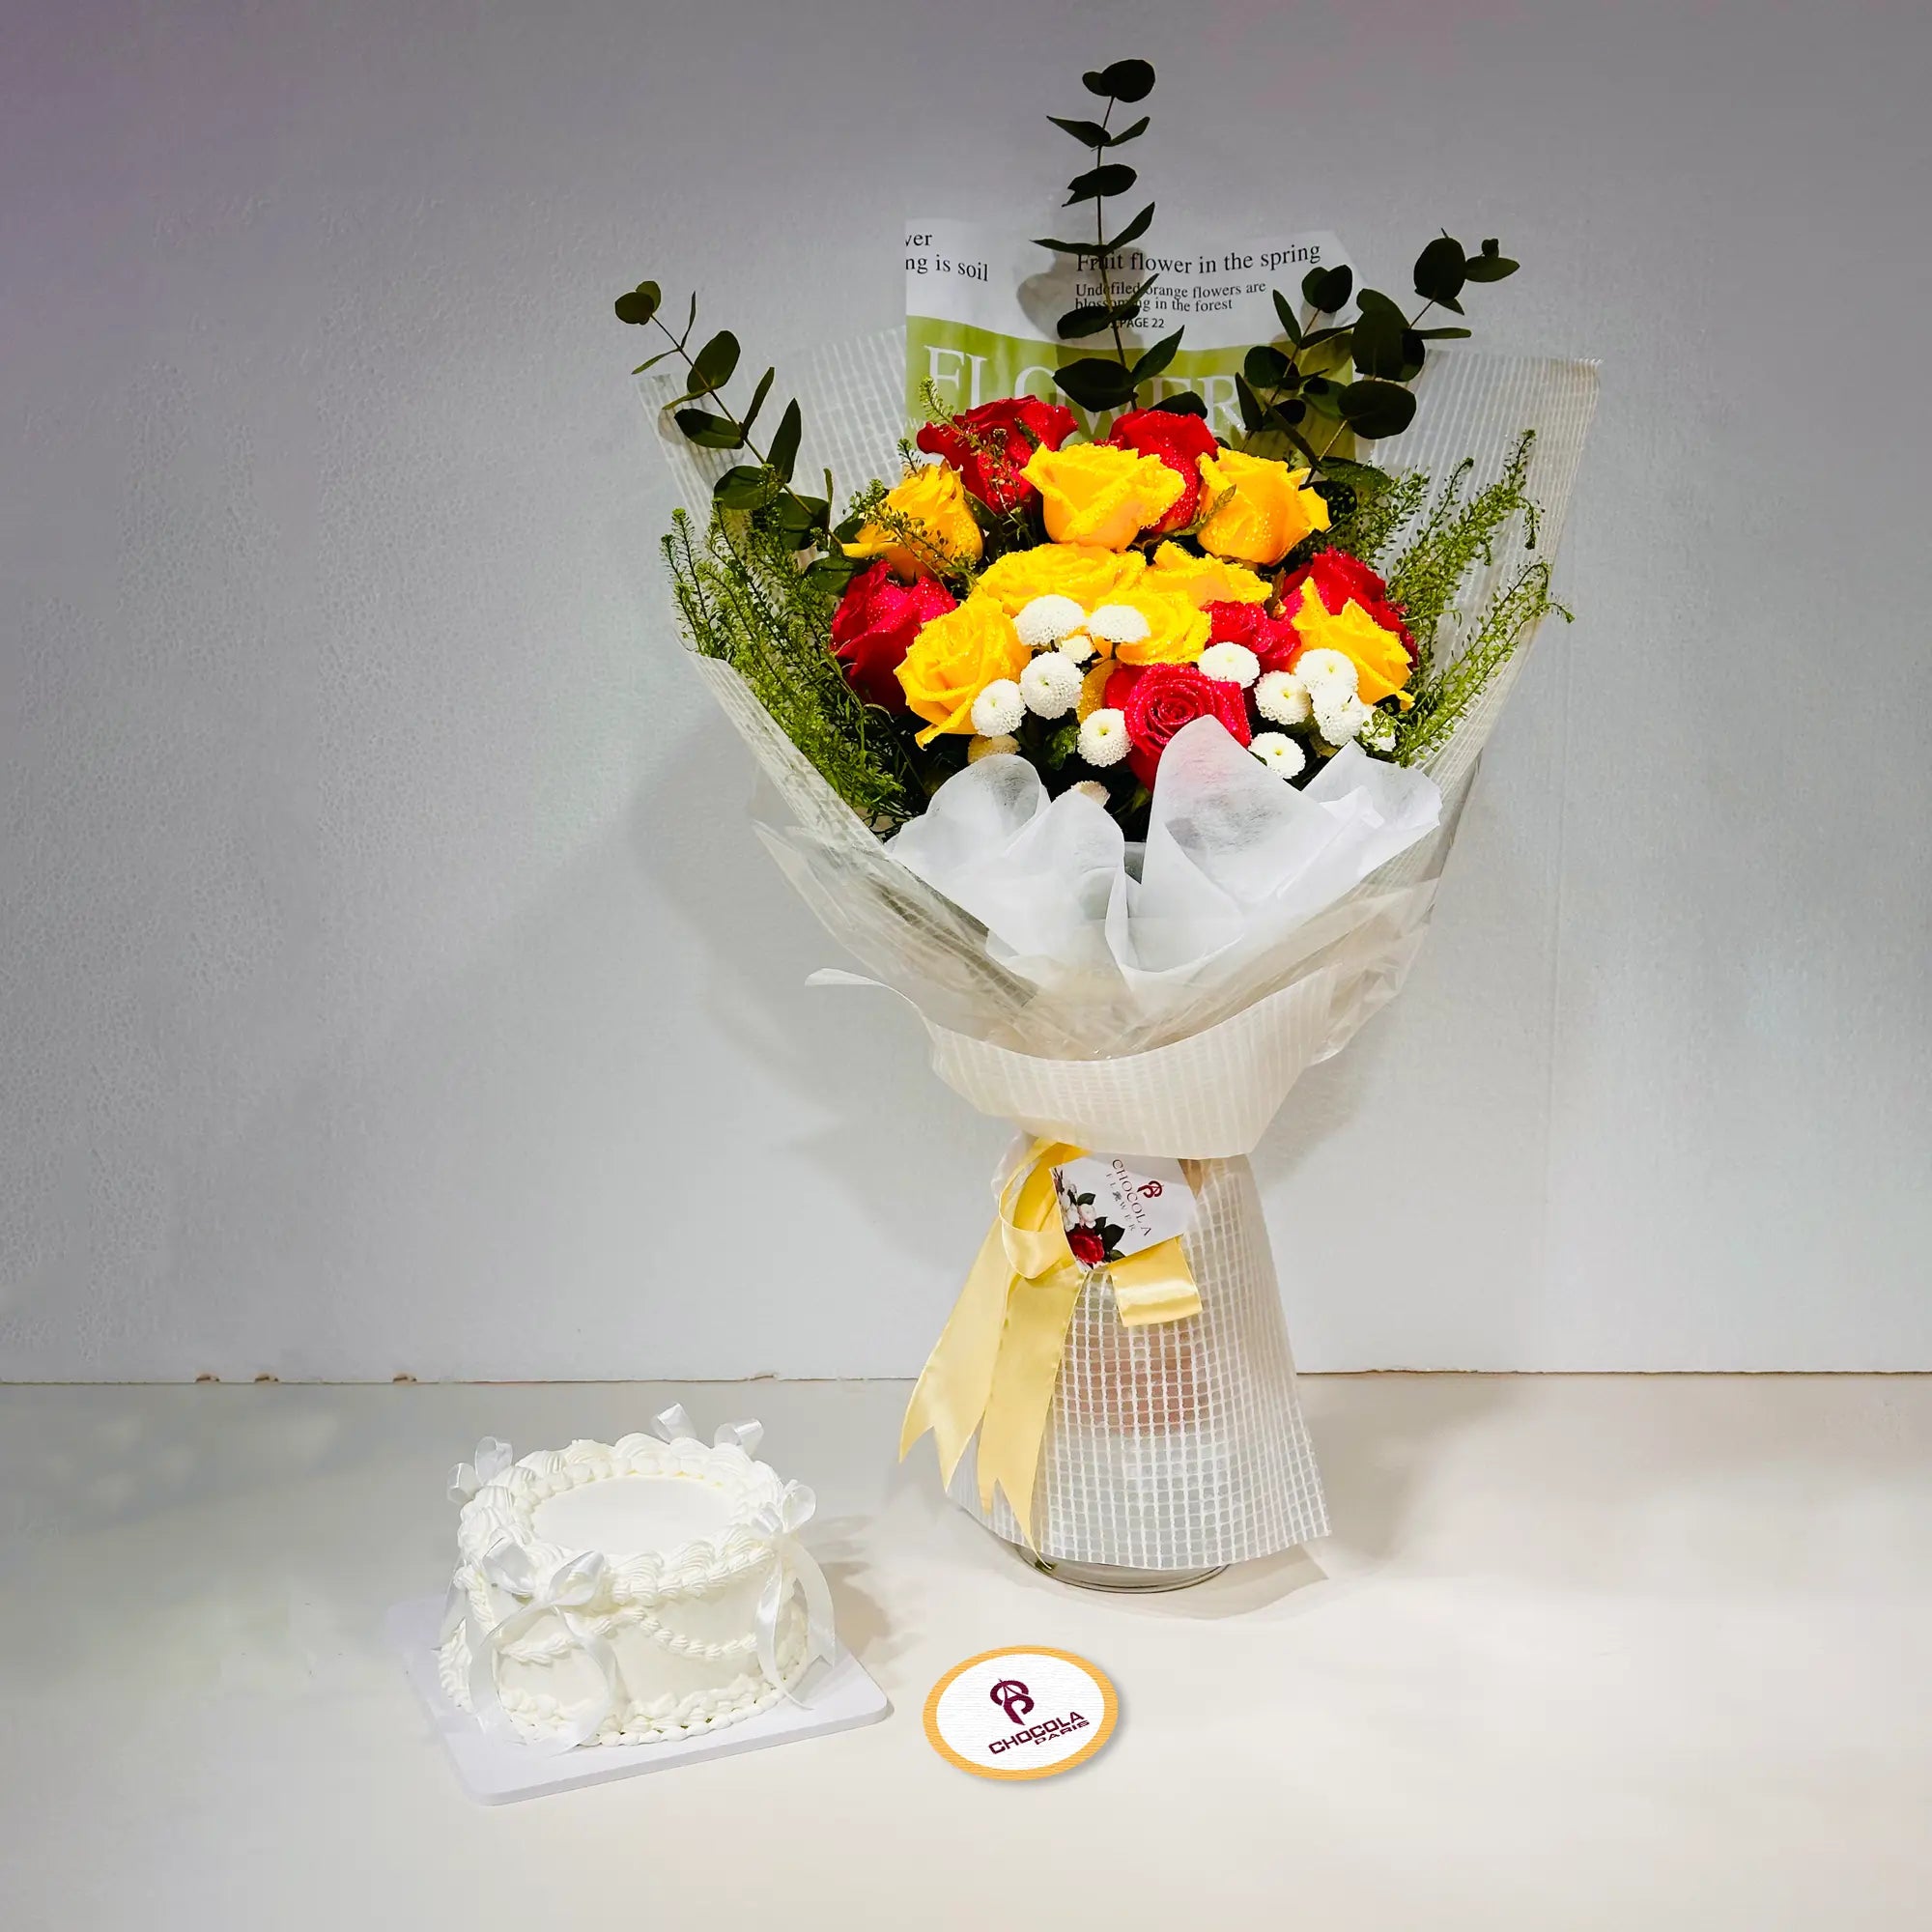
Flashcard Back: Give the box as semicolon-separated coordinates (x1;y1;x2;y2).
1105;407;1220;534
830;561;956;712
1104;661;1252;788
1278;550;1415;663
915;397;1078;514
1203;597;1302;673
1065;1225;1107;1268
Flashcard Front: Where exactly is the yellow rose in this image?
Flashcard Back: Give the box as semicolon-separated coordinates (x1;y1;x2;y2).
975;542;1146;617
1287;584;1413;705
1021;443;1186;550
895;595;1029;745
1100;583;1210;666
1148;543;1272;609
844;464;983;578
1194;450;1330;567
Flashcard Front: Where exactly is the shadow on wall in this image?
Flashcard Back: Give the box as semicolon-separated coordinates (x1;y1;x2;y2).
626;710;1008;1266
58;696;999;1382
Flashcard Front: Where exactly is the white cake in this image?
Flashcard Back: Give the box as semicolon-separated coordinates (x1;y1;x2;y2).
438;1411;834;1749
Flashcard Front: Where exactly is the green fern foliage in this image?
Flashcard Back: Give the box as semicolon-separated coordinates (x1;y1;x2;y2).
664;510;919;825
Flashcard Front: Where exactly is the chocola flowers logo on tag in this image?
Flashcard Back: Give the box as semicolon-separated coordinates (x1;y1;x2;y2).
990;1678;1035;1723
924;1646;1118;1780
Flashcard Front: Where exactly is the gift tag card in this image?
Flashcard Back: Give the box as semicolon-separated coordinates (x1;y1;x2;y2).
923;1646;1119;1781
1049;1153;1194;1268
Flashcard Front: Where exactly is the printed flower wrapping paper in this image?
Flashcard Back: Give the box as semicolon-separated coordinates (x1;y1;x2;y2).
644;327;1596;1567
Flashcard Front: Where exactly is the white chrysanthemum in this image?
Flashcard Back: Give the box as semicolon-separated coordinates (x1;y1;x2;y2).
1055;630;1098;665
1015;593;1089;649
1293;647;1358;695
1359;706;1398;753
970;679;1026;737
1249;732;1307;779
1254;668;1313;726
1068;779;1111;806
1077;707;1130;767
1314;691;1372;744
1019;652;1083;719
966;732;1019;763
1087;603;1151;646
1198;640;1261;687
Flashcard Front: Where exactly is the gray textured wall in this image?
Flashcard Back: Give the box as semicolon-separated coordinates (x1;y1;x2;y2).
5;0;1928;1378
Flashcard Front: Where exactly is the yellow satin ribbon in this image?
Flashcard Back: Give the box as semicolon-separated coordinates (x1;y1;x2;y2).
898;1138;1202;1548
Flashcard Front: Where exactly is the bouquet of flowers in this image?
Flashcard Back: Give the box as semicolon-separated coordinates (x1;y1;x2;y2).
621;57;1596;1582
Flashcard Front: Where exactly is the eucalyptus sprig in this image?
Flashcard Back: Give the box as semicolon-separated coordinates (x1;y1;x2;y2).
1235;236;1520;469
614;280;840;573
1032;59;1182;416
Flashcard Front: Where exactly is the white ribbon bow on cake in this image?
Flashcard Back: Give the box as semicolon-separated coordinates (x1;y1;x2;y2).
440;1436;514;1646
751;1480;838;1700
446;1435;513;1504
651;1404;764;1456
467;1545;622;1754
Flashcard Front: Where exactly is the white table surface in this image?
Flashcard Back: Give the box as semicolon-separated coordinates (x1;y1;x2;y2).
2;1376;1927;1929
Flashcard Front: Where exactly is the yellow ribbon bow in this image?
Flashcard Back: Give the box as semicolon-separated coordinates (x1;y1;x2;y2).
899;1138;1203;1548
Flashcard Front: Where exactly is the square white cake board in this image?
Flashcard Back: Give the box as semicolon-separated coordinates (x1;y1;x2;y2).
386;1596;892;1804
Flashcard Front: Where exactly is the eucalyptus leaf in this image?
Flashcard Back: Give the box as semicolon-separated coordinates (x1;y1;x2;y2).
713;465;779;510
1047;115;1113;146
740;367;776;434
612;280;662;327
802;555;862;594
673;407;745;448
1083;58;1155;101
1234;373;1266;433
770;493;829;533
1354;287;1406;321
1302;264;1353;314
688;329;740;393
1413;327;1473;339
1157;390;1208;417
1033;232;1101;256
1275;423;1320;467
1320;456;1393;491
1272;290;1304;346
1243;344;1291;388
1065;163;1137;204
1101;202;1155;253
1132;327;1182;384
1338;379;1418;440
1463;238;1520;281
1106;114;1150;145
1350;305;1406;380
1056;305;1118;339
1412;235;1467;306
766;399;803;482
1054;356;1137;412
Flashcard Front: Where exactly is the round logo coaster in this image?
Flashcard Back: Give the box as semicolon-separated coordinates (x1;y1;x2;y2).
923;1646;1118;1780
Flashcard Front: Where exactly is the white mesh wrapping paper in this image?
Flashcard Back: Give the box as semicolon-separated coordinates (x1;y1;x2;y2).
947;1155;1324;1567
645;335;1596;1566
